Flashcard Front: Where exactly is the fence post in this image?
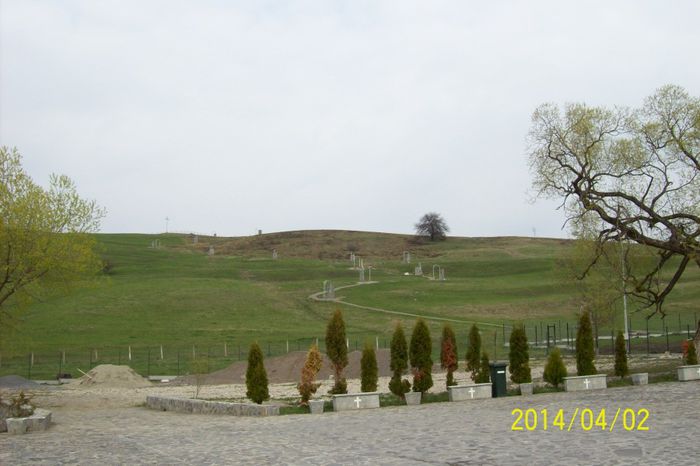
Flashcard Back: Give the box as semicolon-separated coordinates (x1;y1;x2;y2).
665;326;670;352
628;326;632;355
611;329;615;354
493;332;497;360
535;325;538;347
646;319;650;355
58;351;62;379
558;319;562;342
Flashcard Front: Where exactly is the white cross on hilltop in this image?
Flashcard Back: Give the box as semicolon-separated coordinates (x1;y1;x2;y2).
584;378;591;389
354;396;362;408
468;387;476;399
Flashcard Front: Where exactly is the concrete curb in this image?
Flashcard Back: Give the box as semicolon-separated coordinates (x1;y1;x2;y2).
145;396;279;416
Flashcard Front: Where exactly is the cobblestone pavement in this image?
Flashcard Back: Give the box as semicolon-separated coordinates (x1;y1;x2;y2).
2;381;699;465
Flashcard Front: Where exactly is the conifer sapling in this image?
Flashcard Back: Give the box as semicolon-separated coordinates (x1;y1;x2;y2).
575;311;597;376
465;324;482;382
543;347;567;388
298;344;323;405
389;322;411;398
245;342;270;404
410;318;433;393
325;309;349;394
360;344;379;392
441;325;458;388
614;330;629;378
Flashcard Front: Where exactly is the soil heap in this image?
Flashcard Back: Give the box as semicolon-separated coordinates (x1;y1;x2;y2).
78;364;152;388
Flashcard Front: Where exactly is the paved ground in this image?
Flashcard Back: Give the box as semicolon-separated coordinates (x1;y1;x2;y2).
2;381;699;465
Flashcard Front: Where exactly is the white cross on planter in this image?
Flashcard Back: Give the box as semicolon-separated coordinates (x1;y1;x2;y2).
696;367;700;376
354;396;362;408
468;387;476;399
584;378;591;389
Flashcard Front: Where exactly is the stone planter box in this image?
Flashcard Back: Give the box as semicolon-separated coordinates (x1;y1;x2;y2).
448;383;492;401
563;374;607;392
631;373;648;385
404;392;421;406
5;409;52;435
332;392;380;412
146;396;279;416
677;364;700;381
519;382;533;396
309;399;325;414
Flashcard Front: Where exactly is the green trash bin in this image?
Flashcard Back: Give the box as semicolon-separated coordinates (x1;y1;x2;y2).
489;362;508;397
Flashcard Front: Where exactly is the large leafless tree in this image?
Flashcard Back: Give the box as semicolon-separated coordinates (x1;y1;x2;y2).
415;212;449;241
528;85;699;317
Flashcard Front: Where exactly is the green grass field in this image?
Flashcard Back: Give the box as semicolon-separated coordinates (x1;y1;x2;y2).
2;231;698;378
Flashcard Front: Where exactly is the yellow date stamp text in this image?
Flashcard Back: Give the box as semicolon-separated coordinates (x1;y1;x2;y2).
511;408;650;432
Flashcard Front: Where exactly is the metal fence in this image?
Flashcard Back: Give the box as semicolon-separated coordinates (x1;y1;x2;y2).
1;315;696;380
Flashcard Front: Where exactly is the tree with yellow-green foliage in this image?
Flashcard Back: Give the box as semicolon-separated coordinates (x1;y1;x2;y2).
0;147;104;346
298;343;323;405
528;85;700;317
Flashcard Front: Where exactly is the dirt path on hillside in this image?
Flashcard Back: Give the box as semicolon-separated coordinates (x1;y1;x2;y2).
309;280;503;328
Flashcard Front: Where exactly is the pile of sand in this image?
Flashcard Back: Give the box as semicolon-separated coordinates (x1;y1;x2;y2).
78;364;152;388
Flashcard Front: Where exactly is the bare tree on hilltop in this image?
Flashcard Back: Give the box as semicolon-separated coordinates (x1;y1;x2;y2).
415;212;449;241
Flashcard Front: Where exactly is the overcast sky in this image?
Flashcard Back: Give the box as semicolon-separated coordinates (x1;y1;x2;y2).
2;1;699;238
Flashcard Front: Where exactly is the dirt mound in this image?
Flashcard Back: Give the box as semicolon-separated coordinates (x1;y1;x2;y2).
174;349;395;385
78;364;152;388
0;375;42;390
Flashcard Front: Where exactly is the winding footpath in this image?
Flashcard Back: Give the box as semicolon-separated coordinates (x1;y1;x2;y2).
309;279;504;329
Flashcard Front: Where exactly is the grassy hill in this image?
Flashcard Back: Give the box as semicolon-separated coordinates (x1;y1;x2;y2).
3;230;698;378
